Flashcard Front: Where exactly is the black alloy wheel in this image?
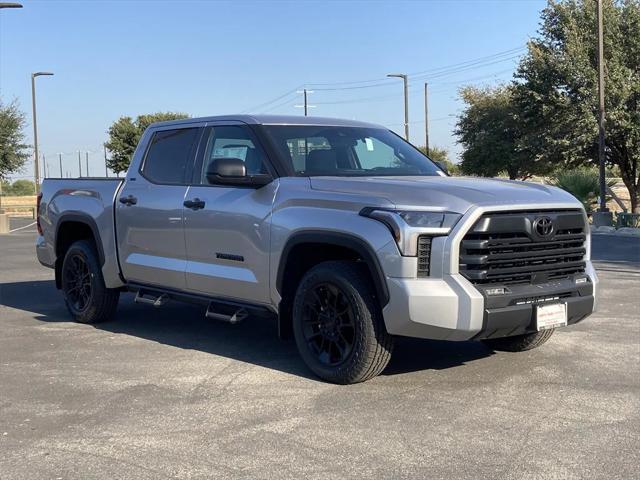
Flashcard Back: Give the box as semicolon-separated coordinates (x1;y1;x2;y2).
61;239;120;324
301;282;356;367
63;252;93;314
292;261;393;384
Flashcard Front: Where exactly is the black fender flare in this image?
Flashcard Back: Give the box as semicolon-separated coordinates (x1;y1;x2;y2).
55;213;106;266
276;231;390;307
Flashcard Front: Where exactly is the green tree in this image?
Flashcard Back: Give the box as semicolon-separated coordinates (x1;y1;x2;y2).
0;179;10;195
455;86;551;180
417;146;460;175
1;179;35;196
2;180;36;197
514;0;640;212
104;112;190;173
0;99;30;181
11;179;35;196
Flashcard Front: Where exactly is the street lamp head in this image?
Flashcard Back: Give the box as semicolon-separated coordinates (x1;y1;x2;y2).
32;72;54;77
0;3;23;8
387;73;407;79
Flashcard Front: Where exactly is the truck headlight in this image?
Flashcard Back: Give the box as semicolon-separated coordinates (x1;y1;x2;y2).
360;208;461;256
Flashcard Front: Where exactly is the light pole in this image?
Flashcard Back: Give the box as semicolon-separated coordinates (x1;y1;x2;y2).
31;71;54;192
424;82;430;156
387;74;409;140
0;2;22;216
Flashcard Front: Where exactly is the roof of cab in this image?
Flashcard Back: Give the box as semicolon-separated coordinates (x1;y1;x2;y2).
150;114;384;129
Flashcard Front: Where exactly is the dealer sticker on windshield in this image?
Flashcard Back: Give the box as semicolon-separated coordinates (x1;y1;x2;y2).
536;303;568;331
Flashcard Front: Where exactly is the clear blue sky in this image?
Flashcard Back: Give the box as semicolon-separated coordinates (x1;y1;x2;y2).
0;0;546;180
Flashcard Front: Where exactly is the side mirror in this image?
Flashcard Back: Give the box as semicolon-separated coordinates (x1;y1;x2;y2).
206;157;272;187
435;161;449;176
207;157;246;181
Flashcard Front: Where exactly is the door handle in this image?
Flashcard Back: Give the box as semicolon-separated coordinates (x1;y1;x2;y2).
119;195;137;206
183;198;206;210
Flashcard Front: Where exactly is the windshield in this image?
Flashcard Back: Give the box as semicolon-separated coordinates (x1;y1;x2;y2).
262;125;444;177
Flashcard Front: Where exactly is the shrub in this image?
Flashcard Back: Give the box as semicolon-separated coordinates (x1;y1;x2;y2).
550;168;616;213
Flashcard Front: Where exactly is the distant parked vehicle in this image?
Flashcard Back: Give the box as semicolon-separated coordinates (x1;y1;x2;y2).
36;115;598;383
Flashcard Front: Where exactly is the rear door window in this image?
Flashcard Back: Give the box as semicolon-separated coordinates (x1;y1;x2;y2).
142;128;199;184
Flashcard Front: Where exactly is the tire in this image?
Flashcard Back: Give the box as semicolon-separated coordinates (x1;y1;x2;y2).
482;329;555;352
292;261;393;384
61;239;120;324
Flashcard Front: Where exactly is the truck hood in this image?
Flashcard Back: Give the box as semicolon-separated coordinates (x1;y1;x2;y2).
309;176;580;213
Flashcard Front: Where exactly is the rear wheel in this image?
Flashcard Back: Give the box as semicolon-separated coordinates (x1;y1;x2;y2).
61;240;119;324
482;329;555;352
292;261;393;384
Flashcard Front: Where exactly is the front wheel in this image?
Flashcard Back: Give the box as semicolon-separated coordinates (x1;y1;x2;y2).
292;261;393;384
61;240;120;324
482;329;555;352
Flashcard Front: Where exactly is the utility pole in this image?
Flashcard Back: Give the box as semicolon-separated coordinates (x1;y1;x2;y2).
31;71;54;193
387;74;409;140
58;153;63;178
424;82;430;156
85;152;89;177
596;0;608;214
78;151;82;177
295;89;315;116
104;146;108;177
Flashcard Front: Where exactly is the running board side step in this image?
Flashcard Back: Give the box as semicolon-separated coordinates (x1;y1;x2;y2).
134;291;170;307
205;303;248;324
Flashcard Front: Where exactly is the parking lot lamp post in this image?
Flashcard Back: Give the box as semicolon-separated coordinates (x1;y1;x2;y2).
31;72;54;193
387;74;409;140
0;4;22;211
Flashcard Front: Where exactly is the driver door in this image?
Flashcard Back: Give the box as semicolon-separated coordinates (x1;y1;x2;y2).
182;123;278;304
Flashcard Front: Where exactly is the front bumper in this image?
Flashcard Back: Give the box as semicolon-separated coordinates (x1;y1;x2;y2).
379;201;599;341
382;262;597;341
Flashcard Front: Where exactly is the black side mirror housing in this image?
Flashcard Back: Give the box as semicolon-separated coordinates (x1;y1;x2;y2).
435;161;449;176
206;157;272;187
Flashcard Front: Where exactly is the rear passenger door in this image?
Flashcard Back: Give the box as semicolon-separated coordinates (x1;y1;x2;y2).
182;123;278;304
116;124;203;291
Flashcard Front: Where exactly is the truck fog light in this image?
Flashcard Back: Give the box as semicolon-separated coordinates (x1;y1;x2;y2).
486;287;506;296
575;277;588;284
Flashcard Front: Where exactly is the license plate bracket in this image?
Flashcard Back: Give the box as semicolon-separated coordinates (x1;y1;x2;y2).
535;303;567;331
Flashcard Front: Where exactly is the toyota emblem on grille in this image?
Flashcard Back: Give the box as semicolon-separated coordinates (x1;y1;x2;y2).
534;216;554;237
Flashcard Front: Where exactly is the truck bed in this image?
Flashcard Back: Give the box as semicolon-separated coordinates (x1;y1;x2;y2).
37;178;125;288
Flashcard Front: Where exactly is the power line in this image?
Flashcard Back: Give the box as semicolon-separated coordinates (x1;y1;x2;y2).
310;54;520;92
407;46;525;77
262;95;300;113
306;46;523;88
239;46;527;115
313;68;515;106
241;85;303;113
307;46;525;91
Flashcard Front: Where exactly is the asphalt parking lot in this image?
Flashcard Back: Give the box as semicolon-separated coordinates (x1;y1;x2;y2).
1;218;639;480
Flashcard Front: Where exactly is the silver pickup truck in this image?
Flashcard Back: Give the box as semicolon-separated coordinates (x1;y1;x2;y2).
36;115;598;384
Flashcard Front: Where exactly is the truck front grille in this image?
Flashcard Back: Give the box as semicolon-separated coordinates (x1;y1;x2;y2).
459;210;587;285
